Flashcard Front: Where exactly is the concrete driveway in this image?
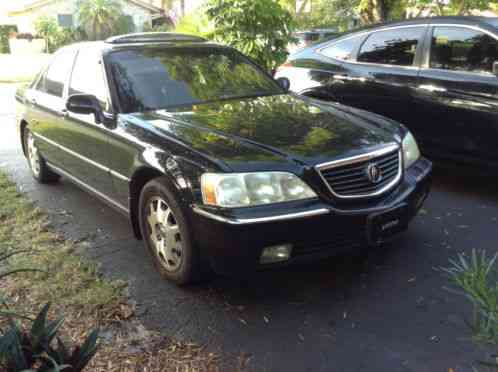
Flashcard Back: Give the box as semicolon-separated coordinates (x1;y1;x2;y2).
1;83;497;372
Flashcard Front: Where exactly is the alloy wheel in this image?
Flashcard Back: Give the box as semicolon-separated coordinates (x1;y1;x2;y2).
27;132;40;177
146;196;183;272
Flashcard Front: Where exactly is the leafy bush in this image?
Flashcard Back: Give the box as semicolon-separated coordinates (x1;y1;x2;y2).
116;14;136;35
144;23;174;33
35;17;86;53
77;0;124;40
206;0;296;72
174;11;211;37
35;16;59;53
0;25;18;54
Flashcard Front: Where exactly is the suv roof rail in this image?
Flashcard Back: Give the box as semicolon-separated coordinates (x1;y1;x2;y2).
105;32;207;44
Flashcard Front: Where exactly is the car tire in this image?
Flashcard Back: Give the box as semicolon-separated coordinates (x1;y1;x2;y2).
138;177;202;285
24;127;60;184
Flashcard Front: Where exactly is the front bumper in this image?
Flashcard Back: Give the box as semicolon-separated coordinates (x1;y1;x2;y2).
190;158;432;275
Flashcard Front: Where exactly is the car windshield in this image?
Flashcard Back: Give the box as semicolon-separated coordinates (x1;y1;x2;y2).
107;46;282;113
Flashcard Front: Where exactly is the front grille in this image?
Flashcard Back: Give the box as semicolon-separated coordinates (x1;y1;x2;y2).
317;145;401;198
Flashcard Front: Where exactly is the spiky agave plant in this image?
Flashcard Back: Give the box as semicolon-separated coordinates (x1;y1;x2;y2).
0;303;99;371
441;249;498;343
441;249;498;371
0;249;99;371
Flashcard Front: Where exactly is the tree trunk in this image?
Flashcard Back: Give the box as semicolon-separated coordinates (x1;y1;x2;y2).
360;0;388;24
180;0;185;16
456;0;468;15
297;0;309;14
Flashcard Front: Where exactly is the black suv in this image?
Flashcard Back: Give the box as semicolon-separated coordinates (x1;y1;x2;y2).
276;17;498;168
16;33;432;284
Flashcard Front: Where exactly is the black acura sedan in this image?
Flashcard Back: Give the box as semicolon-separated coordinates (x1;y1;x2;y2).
16;33;432;284
275;16;498;169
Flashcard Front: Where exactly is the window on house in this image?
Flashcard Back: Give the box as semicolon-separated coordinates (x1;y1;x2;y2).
357;27;425;66
57;14;73;28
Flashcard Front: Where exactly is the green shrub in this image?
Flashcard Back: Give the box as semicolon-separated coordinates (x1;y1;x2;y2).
174;11;211;37
206;0;296;71
0;25;18;54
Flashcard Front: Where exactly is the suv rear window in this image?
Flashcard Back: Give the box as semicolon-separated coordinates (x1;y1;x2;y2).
358;27;425;66
108;47;281;113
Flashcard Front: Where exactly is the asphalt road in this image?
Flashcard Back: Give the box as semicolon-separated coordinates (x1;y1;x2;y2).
2;83;498;372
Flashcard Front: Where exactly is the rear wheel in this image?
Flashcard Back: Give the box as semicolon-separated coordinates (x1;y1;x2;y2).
24;128;59;183
138;177;201;285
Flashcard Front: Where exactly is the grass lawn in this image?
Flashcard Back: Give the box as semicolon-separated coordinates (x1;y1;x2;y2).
0;171;219;371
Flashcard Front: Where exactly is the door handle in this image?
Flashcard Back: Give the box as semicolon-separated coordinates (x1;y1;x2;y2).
59;109;69;118
333;74;367;83
418;84;446;93
29;98;37;105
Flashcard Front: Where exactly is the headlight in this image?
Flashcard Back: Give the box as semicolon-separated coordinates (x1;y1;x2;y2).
201;172;317;207
402;131;421;169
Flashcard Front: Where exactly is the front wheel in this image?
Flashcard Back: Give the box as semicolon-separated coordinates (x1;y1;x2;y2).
24;128;60;183
138;177;202;285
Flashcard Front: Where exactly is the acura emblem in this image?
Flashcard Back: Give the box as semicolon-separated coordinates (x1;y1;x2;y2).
366;163;382;184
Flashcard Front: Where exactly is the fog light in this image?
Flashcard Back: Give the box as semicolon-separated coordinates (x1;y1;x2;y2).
260;244;293;264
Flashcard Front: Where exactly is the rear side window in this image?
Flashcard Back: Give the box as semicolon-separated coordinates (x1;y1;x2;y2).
430;26;498;75
69;48;108;109
358;27;425;66
36;51;76;97
320;35;363;61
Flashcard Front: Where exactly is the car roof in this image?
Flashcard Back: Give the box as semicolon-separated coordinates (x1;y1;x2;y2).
349;16;498;33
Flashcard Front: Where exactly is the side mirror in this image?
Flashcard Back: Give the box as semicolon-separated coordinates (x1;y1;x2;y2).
276;77;290;92
493;61;498;76
66;94;104;124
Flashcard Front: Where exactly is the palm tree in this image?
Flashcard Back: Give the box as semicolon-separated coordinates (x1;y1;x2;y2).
77;0;123;40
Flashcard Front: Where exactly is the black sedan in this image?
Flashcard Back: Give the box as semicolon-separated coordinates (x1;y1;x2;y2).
275;16;498;169
16;33;432;285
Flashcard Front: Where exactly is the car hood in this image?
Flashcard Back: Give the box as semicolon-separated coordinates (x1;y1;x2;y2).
129;94;400;170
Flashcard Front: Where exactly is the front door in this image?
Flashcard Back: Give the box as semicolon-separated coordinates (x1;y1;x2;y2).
416;25;498;166
60;46;117;199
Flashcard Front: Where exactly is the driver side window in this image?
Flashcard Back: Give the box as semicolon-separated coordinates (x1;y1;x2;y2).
69;47;109;110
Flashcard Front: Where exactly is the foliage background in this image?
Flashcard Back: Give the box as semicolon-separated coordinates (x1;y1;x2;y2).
205;0;296;71
0;25;18;54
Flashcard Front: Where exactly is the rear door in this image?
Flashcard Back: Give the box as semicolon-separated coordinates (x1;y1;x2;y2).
28;50;77;167
336;26;428;129
416;25;498;166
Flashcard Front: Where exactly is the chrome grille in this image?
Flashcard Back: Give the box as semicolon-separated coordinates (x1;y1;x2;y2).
317;144;402;199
